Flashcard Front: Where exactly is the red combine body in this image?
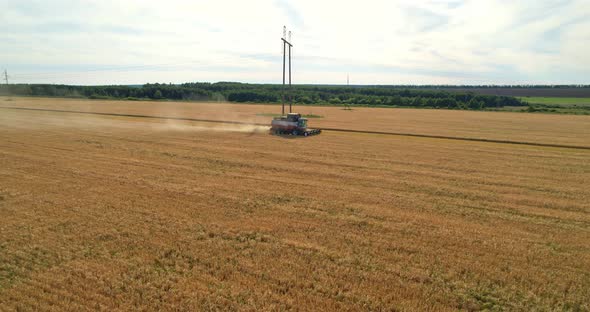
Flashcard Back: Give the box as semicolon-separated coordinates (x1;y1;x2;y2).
270;113;321;136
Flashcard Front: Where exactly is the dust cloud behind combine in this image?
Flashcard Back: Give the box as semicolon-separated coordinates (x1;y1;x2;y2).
0;107;269;135
149;97;270;134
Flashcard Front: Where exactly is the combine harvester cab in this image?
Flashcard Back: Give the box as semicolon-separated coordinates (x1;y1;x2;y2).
271;113;321;136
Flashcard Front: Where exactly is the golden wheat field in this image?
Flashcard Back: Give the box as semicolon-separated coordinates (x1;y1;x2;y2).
1;97;590;311
3;97;590;146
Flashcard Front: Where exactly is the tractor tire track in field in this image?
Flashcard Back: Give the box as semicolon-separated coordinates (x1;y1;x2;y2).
2;106;590;151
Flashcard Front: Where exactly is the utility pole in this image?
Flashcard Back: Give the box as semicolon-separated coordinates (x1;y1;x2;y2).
281;26;293;115
288;31;292;113
3;69;8;85
347;74;349;86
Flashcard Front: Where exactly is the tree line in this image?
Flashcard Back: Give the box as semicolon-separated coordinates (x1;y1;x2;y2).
0;82;527;110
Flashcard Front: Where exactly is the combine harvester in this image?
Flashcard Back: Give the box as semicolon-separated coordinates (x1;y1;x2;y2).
271;26;321;137
271;113;321;136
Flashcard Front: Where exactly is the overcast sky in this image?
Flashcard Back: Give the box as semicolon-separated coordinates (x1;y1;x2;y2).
1;0;589;85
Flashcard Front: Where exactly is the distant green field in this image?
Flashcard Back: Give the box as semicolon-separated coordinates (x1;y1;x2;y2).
518;97;590;107
516;97;590;115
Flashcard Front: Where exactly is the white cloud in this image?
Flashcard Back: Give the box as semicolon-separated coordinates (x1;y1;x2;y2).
1;0;588;84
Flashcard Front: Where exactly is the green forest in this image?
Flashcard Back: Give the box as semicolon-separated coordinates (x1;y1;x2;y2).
0;82;527;110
